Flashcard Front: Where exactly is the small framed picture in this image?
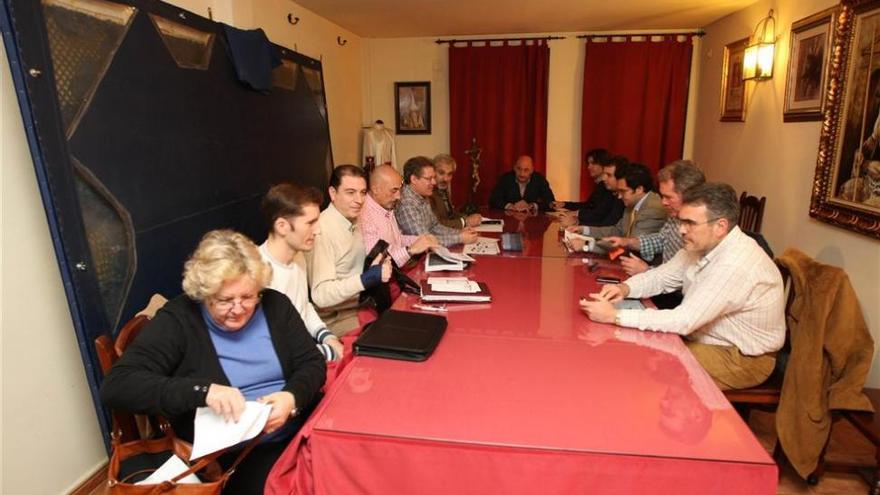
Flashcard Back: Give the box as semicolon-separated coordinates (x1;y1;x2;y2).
720;37;750;122
394;81;431;134
784;7;836;122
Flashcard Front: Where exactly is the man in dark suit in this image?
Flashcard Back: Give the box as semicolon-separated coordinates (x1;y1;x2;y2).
552;149;623;226
488;155;556;211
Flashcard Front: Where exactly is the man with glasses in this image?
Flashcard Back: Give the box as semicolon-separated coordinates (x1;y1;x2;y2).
580;183;785;390
259;182;345;360
566;162;666;253
396;156;479;247
488;155;556;212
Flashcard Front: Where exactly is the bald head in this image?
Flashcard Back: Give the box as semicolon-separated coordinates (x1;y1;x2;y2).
369;165;403;210
514;155;534;184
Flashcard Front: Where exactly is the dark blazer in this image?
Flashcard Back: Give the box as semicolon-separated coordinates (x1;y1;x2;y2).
488;171;556;210
100;289;326;442
563;181;624;226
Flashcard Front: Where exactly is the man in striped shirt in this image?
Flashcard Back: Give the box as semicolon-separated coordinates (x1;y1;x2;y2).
580;183;785;390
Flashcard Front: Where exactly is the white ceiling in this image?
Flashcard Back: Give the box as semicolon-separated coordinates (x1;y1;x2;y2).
294;0;759;38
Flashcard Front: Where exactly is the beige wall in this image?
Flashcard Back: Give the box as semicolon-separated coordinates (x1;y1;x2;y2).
363;35;589;201
0;1;363;492
693;0;880;385
1;38;107;494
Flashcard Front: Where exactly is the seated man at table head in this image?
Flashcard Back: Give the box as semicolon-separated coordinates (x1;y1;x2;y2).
580;183;785;390
603;160;705;276
551;148;621;226
260;182;344;360
488;155;556;212
432;153;483;229
307;165;391;337
101;229;326;494
567;162;666;252
361;164;439;267
396;156;479;247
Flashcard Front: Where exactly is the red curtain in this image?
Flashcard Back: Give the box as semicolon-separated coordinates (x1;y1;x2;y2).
580;37;693;198
449;41;549;206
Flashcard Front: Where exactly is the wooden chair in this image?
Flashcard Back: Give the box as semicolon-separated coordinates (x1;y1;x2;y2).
738;192;766;233
94;314;154;443
722;263;829;484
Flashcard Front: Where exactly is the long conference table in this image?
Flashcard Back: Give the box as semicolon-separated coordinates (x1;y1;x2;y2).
266;211;778;495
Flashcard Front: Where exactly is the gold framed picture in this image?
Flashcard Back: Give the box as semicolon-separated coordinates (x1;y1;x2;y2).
720;37;750;122
811;0;880;239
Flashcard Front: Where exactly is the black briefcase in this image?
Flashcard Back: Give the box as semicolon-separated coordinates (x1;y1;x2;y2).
354;310;447;362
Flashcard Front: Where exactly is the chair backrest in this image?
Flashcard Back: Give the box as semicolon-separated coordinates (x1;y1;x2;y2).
95;314;155;443
739;191;767;233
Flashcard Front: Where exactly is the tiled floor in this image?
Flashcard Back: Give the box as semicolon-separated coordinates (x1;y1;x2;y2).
749;410;876;494
88;411;877;494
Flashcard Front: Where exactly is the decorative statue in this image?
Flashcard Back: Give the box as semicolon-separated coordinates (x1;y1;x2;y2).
462;137;482;214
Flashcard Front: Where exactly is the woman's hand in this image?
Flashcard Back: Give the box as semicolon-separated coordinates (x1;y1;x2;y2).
326;336;345;360
258;391;296;433
206;384;246;422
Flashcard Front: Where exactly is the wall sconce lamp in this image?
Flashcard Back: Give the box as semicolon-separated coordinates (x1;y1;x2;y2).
743;9;776;81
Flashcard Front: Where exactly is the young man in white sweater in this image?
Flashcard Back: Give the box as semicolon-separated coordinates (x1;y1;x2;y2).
259;182;344;360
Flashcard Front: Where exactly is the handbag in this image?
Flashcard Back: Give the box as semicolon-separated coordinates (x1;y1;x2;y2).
107;418;261;494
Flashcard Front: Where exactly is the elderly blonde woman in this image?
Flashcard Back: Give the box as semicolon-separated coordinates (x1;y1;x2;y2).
100;229;325;494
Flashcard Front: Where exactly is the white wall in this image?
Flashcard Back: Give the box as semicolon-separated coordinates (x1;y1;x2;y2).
0;1;363;492
693;0;880;385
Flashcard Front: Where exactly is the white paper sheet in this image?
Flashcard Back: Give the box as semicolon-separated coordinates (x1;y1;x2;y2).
190;401;271;460
432;245;475;263
428;277;480;293
475;223;503;233
135;454;202;485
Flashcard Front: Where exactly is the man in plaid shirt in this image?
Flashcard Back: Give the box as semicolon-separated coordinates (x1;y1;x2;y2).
605;160;705;275
396;156;479;247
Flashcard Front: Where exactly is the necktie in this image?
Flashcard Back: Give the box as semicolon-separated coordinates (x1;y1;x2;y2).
625;208;637;237
443;191;455;219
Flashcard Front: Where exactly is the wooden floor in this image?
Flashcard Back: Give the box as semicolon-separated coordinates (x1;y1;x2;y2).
86;410;876;495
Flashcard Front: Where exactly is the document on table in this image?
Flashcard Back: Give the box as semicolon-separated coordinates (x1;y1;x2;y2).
427;276;480;293
135;455;202;485
433;245;475;263
190;401;271;459
464;238;501;255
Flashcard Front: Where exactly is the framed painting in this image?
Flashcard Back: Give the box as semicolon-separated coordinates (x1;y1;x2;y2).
784;7;836;121
394;81;431;134
720;37;750;121
811;0;880;238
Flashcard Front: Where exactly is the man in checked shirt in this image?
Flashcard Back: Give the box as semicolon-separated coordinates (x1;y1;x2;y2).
580;183;785;390
395;156;479;247
603;160;705;308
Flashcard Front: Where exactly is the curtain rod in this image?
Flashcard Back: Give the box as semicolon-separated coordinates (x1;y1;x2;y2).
576;31;705;39
435;35;565;44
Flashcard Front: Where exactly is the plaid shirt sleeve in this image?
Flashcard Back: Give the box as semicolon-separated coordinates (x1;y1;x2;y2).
396;189;462;246
638;232;665;260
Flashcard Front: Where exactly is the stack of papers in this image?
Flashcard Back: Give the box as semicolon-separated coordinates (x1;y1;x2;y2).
428;277;481;293
420;276;492;302
463;237;501;255
425;246;476;272
190;401;271;459
476;217;504;233
135;455;202;485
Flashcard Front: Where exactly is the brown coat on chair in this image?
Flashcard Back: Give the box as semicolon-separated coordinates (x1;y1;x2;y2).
776;248;874;479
